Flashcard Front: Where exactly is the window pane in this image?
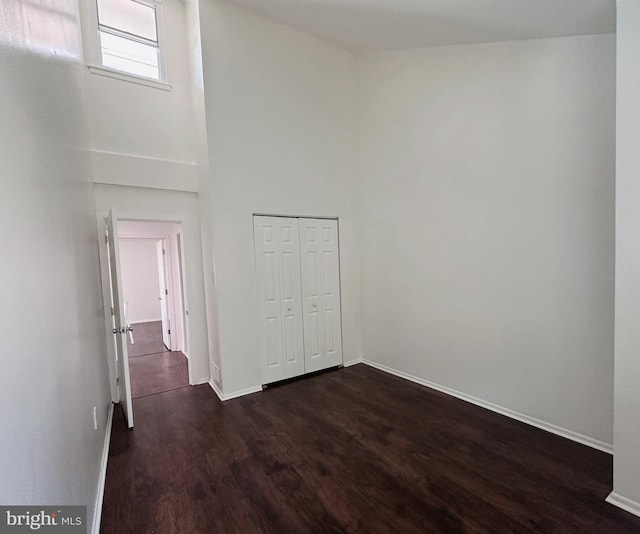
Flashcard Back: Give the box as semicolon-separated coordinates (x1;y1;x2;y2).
100;31;159;80
97;0;157;42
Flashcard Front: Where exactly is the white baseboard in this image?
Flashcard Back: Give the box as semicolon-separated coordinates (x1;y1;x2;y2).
359;359;613;454
209;380;224;401
92;402;114;534
607;492;640;518
343;358;363;367
208;380;262;401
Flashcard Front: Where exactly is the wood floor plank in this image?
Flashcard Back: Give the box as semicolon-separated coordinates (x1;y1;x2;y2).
129;351;189;399
128;321;168;358
101;365;640;534
126;320;189;399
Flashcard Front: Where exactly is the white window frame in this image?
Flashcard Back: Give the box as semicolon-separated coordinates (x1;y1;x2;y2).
86;0;170;90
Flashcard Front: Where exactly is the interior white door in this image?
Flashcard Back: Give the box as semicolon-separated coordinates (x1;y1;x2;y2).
156;240;171;350
254;216;305;384
106;209;134;429
299;218;343;372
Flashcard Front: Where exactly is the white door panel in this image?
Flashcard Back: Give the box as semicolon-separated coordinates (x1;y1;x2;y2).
106;209;134;428
299;218;343;372
156;240;171;350
254;216;305;383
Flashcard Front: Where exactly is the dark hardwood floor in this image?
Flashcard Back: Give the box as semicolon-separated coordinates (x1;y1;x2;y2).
127;321;189;399
129;351;189;399
128;321;168;358
101;364;640;534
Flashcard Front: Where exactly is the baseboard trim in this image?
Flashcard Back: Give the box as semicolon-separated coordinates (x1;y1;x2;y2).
208;381;262;402
359;359;613;454
343;358;363;368
223;386;263;401
209;380;224;401
607;492;640;518
92;402;114;534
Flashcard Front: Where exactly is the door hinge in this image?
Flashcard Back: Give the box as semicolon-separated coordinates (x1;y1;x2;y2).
165;289;168;295
168;329;171;335
162;249;166;255
104;234;109;244
110;307;115;316
116;377;120;385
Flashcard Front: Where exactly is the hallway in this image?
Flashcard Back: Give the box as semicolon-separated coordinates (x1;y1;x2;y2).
128;321;189;399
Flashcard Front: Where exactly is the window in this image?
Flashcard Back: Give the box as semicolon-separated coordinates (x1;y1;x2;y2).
96;0;163;81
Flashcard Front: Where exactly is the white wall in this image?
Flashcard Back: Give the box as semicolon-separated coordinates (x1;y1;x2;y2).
82;0;198;191
119;239;162;324
612;0;640;510
199;0;361;395
0;0;111;527
94;184;211;384
185;0;222;384
356;34;615;446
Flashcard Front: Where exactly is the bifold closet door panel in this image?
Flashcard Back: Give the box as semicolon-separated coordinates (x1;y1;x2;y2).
253;216;305;383
299;218;343;372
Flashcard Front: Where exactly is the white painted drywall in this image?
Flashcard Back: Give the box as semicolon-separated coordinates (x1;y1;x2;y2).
0;0;111;526
613;0;640;508
356;34;615;445
81;0;198;190
184;0;222;385
118;239;162;324
93;184;211;384
198;0;361;395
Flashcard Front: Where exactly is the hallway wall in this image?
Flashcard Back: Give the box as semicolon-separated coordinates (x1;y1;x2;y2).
119;239;162;324
0;0;112;528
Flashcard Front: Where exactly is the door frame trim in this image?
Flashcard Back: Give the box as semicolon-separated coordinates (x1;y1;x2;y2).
253;213;339;220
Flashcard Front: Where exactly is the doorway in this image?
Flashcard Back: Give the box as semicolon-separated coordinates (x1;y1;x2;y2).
97;213;192;428
118;223;189;399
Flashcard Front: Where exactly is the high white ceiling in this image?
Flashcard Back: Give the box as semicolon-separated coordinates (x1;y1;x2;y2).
229;0;616;51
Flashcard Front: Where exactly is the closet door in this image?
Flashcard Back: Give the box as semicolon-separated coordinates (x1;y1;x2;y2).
299;218;343;372
254;216;305;384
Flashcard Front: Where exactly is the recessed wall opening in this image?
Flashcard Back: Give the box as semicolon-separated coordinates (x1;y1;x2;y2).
118;221;188;396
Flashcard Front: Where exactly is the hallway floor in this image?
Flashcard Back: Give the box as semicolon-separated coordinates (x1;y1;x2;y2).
101;365;640;534
128;321;189;399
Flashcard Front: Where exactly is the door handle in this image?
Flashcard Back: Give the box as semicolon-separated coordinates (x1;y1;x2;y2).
113;326;134;334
